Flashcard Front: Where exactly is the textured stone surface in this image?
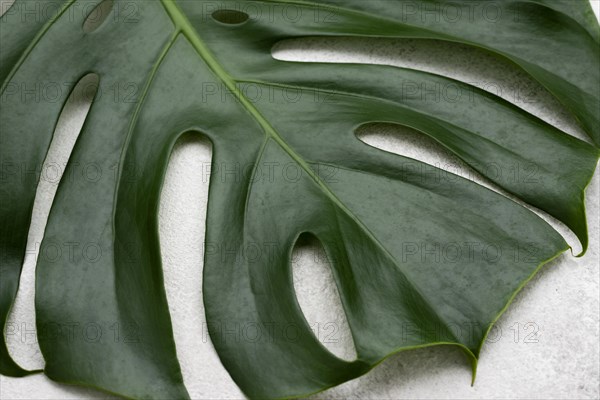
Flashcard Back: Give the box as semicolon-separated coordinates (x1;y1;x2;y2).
1;1;599;398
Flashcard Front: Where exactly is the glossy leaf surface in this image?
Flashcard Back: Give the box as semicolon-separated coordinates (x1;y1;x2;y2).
1;0;599;398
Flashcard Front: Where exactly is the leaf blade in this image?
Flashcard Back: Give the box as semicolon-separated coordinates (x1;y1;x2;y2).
0;0;598;398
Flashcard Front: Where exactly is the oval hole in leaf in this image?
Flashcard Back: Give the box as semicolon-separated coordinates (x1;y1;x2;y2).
212;9;249;25
272;37;589;143
82;0;114;33
6;72;99;369
158;133;243;398
356;122;581;254
292;233;357;361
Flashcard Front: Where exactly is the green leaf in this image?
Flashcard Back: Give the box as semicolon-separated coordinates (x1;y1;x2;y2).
1;0;598;398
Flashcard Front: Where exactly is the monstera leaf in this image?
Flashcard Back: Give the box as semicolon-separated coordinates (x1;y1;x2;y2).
1;0;599;398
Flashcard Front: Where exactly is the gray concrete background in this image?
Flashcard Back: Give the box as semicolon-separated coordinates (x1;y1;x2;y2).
1;1;599;399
